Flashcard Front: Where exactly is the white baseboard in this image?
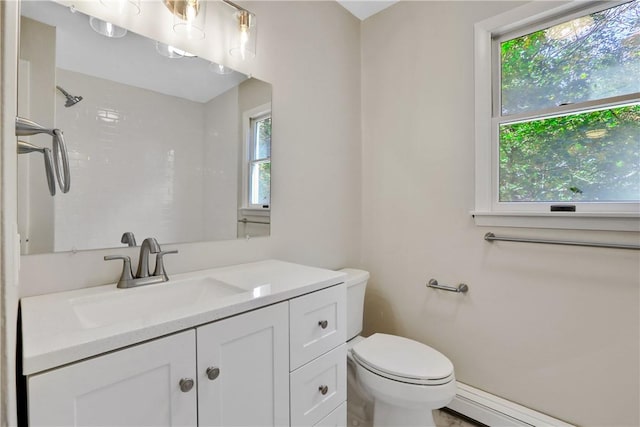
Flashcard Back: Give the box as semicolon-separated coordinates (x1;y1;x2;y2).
447;382;575;427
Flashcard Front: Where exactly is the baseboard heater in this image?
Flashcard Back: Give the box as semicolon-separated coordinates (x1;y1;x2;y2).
447;382;575;427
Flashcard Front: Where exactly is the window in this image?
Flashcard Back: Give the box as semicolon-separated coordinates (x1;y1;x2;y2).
249;113;271;208
242;103;271;210
474;1;639;230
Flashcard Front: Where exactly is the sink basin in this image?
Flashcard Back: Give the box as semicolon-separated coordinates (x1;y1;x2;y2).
70;277;245;328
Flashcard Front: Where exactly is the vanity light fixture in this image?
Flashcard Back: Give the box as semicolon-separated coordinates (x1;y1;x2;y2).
99;0;141;15
163;0;258;57
155;41;197;58
89;16;127;38
224;0;256;60
164;0;206;40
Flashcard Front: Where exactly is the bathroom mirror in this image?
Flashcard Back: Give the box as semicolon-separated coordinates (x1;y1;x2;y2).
18;1;271;255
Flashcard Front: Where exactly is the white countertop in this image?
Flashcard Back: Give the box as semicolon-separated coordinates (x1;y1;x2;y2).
21;260;346;375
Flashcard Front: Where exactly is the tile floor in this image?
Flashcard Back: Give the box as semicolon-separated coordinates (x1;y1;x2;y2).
433;408;486;427
348;398;484;427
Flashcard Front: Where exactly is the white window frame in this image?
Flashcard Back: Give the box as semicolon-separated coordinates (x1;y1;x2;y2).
241;102;271;213
472;0;640;231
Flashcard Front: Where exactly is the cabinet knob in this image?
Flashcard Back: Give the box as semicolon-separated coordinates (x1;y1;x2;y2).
179;378;194;393
206;367;220;380
318;320;328;329
318;385;329;395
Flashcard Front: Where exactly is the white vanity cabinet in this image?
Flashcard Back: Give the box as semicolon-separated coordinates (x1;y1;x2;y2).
28;330;198;426
22;261;347;427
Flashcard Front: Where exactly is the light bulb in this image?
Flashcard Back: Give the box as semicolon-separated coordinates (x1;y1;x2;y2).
186;2;197;21
230;10;254;60
185;2;196;36
240;28;249;60
106;22;114;37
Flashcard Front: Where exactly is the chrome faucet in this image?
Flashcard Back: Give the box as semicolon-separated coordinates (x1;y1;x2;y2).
104;236;178;289
136;237;161;278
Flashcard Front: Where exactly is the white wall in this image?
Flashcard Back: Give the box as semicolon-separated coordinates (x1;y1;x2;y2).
18;0;362;300
360;2;639;426
55;69;206;251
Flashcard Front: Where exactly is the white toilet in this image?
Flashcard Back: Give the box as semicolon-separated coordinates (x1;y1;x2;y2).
341;268;456;427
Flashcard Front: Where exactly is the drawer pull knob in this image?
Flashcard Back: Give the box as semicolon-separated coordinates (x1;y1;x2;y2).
318;385;329;395
179;378;194;393
206;367;220;380
318;320;328;329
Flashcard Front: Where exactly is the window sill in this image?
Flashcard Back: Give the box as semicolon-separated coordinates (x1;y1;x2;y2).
471;211;640;232
239;208;270;217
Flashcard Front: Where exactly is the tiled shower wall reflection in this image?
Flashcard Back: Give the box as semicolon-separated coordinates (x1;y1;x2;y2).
53;69;238;251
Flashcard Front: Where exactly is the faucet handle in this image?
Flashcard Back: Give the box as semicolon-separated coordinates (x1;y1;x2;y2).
104;255;134;288
120;232;137;247
153;250;178;281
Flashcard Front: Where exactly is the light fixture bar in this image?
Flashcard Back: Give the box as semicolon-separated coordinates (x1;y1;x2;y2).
221;0;247;12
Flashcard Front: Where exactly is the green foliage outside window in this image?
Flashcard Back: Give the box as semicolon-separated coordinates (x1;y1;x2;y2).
501;2;639;115
500;105;640;202
256;117;271;205
498;1;640;203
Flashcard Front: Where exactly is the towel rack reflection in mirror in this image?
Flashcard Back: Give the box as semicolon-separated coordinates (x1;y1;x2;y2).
16;116;71;195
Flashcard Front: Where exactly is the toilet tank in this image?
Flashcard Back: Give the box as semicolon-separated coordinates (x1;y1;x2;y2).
339;268;370;341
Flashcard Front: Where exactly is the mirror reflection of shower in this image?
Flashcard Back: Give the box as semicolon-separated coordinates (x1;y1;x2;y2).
56;85;83;107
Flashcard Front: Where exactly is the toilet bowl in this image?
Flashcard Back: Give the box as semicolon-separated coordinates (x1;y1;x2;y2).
341;269;456;427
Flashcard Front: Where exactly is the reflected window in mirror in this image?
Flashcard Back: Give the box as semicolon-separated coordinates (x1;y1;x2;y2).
249;114;271;208
243;104;271;211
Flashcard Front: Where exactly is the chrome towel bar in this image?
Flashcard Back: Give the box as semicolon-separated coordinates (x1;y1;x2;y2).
484;232;640;250
238;218;270;225
427;279;469;293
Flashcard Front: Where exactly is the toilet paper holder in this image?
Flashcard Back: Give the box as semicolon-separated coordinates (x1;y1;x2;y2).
427;279;468;294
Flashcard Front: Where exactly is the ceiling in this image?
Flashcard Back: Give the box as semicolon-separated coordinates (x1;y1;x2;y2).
336;1;398;20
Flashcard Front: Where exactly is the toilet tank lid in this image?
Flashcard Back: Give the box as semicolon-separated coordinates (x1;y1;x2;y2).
338;268;370;287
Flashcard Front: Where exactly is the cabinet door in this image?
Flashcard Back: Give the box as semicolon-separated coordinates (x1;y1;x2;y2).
197;302;289;427
28;330;197;427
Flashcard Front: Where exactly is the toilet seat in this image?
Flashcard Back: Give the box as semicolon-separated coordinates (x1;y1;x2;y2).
352;334;454;386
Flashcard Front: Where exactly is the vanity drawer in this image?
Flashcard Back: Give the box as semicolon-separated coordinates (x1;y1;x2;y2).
314;402;346;427
290;284;346;370
290;344;346;427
